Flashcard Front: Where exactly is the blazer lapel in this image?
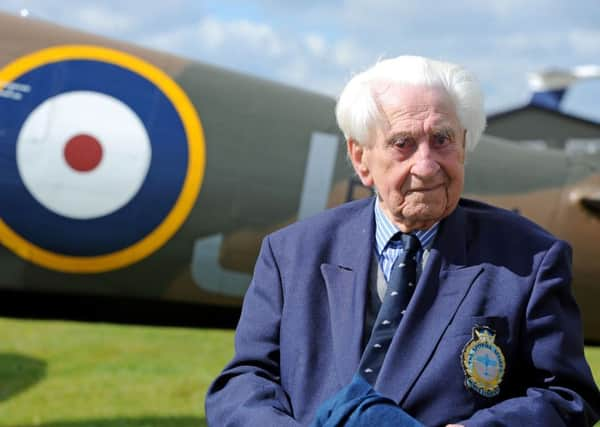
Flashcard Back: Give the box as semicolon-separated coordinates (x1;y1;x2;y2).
321;198;375;387
375;204;484;404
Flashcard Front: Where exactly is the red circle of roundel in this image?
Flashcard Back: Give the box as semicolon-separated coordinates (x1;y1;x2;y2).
63;133;103;172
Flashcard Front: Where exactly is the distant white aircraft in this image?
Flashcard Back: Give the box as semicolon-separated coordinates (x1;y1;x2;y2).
528;65;600;110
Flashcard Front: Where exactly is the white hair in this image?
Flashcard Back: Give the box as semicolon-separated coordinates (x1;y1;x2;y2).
335;56;486;151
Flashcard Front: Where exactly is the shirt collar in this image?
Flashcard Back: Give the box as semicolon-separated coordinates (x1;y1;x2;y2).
374;199;439;255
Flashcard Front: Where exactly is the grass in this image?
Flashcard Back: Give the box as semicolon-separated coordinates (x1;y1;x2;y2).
0;317;234;427
586;347;600;385
0;317;599;427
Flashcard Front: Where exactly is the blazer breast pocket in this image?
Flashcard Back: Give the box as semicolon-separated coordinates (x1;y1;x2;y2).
448;315;509;343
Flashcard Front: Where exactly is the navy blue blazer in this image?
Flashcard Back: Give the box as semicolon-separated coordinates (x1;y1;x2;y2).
206;198;600;426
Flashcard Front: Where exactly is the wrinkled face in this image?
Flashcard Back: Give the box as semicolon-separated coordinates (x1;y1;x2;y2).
348;84;466;232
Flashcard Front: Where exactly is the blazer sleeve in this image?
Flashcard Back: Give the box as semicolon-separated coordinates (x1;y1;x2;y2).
459;240;600;427
205;236;302;427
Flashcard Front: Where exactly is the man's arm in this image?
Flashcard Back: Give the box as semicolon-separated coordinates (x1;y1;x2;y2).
205;236;301;427
457;240;600;426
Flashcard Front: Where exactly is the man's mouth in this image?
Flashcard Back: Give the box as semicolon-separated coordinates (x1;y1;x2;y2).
407;184;444;193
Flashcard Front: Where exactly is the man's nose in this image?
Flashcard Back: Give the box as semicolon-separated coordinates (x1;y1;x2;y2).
410;142;440;177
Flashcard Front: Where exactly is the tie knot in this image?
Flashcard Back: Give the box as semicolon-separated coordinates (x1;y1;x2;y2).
402;234;421;255
391;232;421;256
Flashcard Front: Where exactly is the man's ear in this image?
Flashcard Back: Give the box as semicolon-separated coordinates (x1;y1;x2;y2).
347;138;373;187
461;129;467;164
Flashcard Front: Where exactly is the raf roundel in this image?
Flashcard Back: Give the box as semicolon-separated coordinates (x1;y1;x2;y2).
17;91;152;220
0;45;206;273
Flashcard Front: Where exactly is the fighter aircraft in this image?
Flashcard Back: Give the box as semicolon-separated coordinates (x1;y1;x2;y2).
1;12;600;341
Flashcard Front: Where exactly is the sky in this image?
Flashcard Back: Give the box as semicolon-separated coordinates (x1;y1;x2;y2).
1;0;600;122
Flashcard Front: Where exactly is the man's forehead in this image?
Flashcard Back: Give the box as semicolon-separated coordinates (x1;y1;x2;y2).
372;87;459;132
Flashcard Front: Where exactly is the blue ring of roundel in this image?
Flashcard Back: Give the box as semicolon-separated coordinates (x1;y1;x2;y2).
0;59;188;256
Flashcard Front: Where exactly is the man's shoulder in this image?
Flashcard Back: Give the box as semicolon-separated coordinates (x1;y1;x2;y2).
458;197;559;244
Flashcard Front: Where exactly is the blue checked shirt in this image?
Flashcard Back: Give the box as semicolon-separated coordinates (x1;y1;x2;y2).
374;200;439;282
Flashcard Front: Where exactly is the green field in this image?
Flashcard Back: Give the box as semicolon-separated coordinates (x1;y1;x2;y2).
0;317;233;427
0;316;599;427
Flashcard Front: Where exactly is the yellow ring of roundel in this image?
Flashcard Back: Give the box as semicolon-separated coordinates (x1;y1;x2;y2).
0;45;206;273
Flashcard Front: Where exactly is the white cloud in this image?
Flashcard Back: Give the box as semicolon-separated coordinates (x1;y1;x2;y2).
71;5;137;34
197;16;226;50
192;16;284;57
233;19;284;57
141;14;288;72
333;39;371;68
304;33;326;57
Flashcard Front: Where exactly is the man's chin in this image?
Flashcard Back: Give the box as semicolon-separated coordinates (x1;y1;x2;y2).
395;205;448;231
404;218;439;232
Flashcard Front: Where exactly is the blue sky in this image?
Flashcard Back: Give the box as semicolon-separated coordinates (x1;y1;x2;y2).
1;0;600;121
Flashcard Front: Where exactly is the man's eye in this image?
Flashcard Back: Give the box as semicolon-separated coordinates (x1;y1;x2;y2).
433;134;451;146
393;138;411;148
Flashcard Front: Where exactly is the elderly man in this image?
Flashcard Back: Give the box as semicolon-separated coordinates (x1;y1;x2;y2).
206;56;600;426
